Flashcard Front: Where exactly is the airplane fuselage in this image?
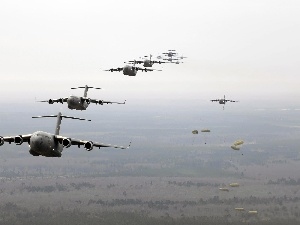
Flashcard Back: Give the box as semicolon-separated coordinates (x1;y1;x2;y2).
29;131;63;157
67;96;89;110
143;60;153;67
123;65;137;76
219;99;226;104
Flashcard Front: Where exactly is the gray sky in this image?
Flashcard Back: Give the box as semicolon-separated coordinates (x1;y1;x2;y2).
1;0;299;105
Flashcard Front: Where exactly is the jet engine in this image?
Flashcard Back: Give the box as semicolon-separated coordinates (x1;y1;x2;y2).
98;100;103;105
84;141;93;151
62;138;72;148
48;99;54;104
14;135;23;145
0;136;4;146
81;98;90;104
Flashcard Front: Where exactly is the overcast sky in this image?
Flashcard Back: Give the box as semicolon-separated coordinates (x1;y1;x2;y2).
1;0;299;106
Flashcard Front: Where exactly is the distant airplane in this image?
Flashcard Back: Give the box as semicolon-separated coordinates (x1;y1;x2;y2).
39;85;126;110
0;112;130;157
128;54;165;67
104;62;161;76
162;49;178;58
210;95;238;110
158;50;186;63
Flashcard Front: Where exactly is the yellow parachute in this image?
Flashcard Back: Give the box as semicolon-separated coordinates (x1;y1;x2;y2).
229;183;240;187
231;145;240;151
233;140;244;146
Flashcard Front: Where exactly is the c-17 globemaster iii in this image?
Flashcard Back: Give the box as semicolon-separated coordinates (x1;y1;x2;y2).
0;112;130;157
210;95;239;110
128;54;165;68
39;85;126;110
104;62;161;76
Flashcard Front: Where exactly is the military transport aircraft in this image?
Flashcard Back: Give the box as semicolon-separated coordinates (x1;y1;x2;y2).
39;85;126;110
162;49;178;58
0;112;130;157
128;54;165;67
104;63;160;76
158;50;186;63
210;95;239;110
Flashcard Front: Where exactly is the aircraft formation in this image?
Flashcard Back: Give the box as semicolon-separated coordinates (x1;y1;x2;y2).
0;50;190;157
1;49;239;158
104;50;186;76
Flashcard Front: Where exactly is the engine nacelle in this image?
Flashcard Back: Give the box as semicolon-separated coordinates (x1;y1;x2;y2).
84;141;93;151
14;135;23;145
48;99;54;104
62;138;72;148
81;98;90;104
0;136;4;146
58;98;64;104
98;100;103;105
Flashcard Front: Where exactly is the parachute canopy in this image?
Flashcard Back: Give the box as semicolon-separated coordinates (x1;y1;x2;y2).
231;145;240;151
219;188;229;192
233;140;244;146
201;129;211;132
192;130;198;134
235;208;245;211
229;183;240;187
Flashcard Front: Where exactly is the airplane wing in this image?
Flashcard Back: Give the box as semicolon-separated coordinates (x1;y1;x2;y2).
137;67;154;72
128;60;143;64
104;67;123;72
38;97;68;104
210;99;220;102
151;60;165;64
90;99;126;105
55;136;130;150
1;134;32;145
134;67;162;72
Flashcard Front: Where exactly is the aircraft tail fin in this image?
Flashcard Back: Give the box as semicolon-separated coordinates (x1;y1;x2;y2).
71;85;101;97
32;112;91;135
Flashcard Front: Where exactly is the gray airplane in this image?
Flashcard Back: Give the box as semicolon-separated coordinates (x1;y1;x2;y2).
210;95;238;110
104;63;160;76
128;54;165;68
0;112;130;157
158;50;186;63
162;49;178;58
39;85;126;110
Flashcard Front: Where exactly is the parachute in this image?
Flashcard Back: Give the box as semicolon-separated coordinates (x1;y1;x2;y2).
192;130;198;134
192;129;211;144
219;188;229;192
229;183;240;187
233;140;244;146
201;129;210;133
231;139;244;151
231;145;240;151
235;208;245;211
201;129;211;144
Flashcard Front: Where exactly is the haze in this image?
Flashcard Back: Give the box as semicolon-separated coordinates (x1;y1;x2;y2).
0;1;300;225
1;0;299;104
